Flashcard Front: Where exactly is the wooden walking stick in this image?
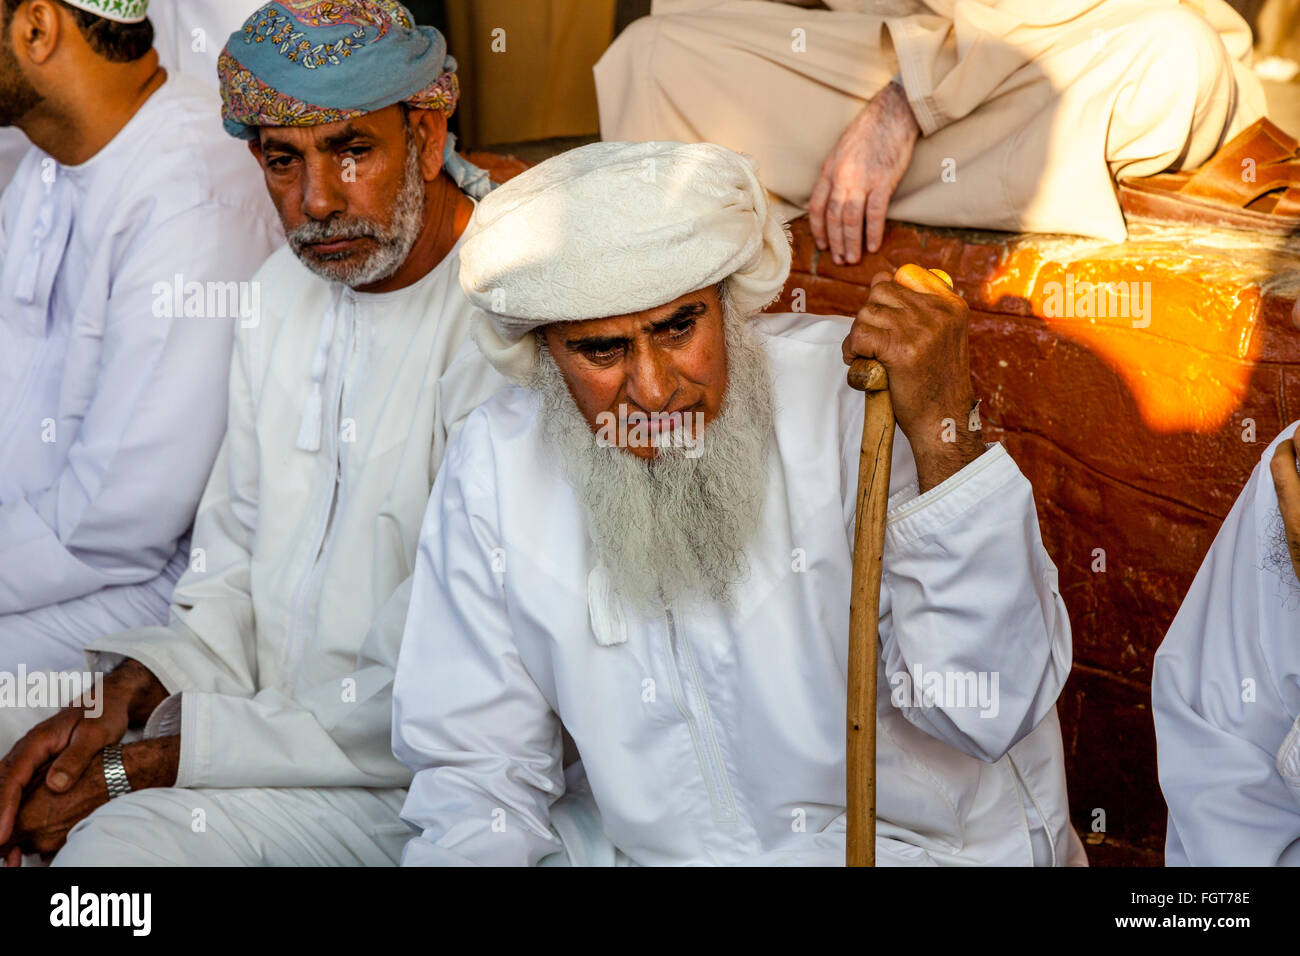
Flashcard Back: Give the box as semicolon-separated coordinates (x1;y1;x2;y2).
845;267;952;868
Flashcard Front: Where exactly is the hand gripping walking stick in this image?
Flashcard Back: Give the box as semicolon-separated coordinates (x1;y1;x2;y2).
845;267;952;867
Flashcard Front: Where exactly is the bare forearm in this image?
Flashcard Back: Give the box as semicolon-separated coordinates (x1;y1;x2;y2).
122;735;180;790
911;428;986;493
900;388;984;493
104;658;169;727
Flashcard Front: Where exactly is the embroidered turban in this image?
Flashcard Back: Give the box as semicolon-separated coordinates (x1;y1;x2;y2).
458;141;793;384
218;1;490;198
218;0;459;138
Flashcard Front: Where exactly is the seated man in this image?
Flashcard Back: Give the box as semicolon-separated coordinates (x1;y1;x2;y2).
0;0;280;672
0;0;262;189
0;0;503;866
393;140;1086;866
596;0;1275;259
1153;423;1300;865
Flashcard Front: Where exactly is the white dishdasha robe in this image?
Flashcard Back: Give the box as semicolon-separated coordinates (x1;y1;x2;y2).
394;311;1086;866
1154;421;1300;866
0;73;280;672
1;232;508;866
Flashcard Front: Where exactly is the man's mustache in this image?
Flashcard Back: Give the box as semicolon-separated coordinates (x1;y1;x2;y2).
288;218;383;247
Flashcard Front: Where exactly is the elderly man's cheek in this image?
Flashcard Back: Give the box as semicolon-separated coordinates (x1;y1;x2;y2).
697;367;729;424
570;377;625;433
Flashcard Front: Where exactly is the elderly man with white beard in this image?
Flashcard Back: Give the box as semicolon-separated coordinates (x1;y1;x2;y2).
392;140;1085;867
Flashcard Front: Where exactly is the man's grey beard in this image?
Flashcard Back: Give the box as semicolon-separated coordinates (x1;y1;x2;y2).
287;131;426;287
532;293;775;613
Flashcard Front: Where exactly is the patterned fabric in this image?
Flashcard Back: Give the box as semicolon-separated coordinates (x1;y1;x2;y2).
218;48;458;132
218;1;461;140
62;0;149;23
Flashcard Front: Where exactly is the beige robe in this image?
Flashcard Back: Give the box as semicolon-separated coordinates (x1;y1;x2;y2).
596;0;1268;240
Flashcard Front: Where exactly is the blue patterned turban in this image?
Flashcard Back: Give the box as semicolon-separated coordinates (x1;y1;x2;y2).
218;0;491;198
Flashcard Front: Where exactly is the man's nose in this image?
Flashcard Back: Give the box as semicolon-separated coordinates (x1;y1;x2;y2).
300;157;347;222
625;345;677;413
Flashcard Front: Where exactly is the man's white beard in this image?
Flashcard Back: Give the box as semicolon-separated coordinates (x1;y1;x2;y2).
286;131;426;288
533;297;775;613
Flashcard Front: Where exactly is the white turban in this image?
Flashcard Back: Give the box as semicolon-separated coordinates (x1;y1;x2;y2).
458;141;792;383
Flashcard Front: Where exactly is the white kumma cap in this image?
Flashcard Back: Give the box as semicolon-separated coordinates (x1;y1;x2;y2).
459;140;792;383
62;0;150;24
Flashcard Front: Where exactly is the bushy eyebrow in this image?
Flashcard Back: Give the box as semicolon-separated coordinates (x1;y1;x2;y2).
260;124;372;156
320;126;374;151
563;301;707;352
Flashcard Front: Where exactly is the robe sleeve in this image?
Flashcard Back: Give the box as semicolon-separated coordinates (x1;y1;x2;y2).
873;441;1073;763
886;0;1251;136
152;574;417;790
428;333;512;481
1152;426;1300;866
0;202;269;613
393;412;568;867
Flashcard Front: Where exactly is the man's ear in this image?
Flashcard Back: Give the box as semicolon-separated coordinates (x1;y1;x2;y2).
16;0;62;67
407;108;447;183
247;138;264;166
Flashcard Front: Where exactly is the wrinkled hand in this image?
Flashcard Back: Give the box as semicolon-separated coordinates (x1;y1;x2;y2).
0;658;166;854
2;753;109;864
1271;438;1300;584
810;79;921;265
843;264;983;491
1;736;180;864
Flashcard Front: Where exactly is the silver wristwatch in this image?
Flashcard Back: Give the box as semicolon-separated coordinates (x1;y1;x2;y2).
101;745;131;800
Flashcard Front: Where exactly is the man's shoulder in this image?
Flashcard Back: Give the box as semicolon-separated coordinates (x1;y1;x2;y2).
145;74;239;158
753;310;852;342
461;386;544;446
99;75;274;223
441;385;545;493
755;311;856;401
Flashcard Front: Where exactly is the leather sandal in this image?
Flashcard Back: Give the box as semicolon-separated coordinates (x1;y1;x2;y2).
1118;117;1300;235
